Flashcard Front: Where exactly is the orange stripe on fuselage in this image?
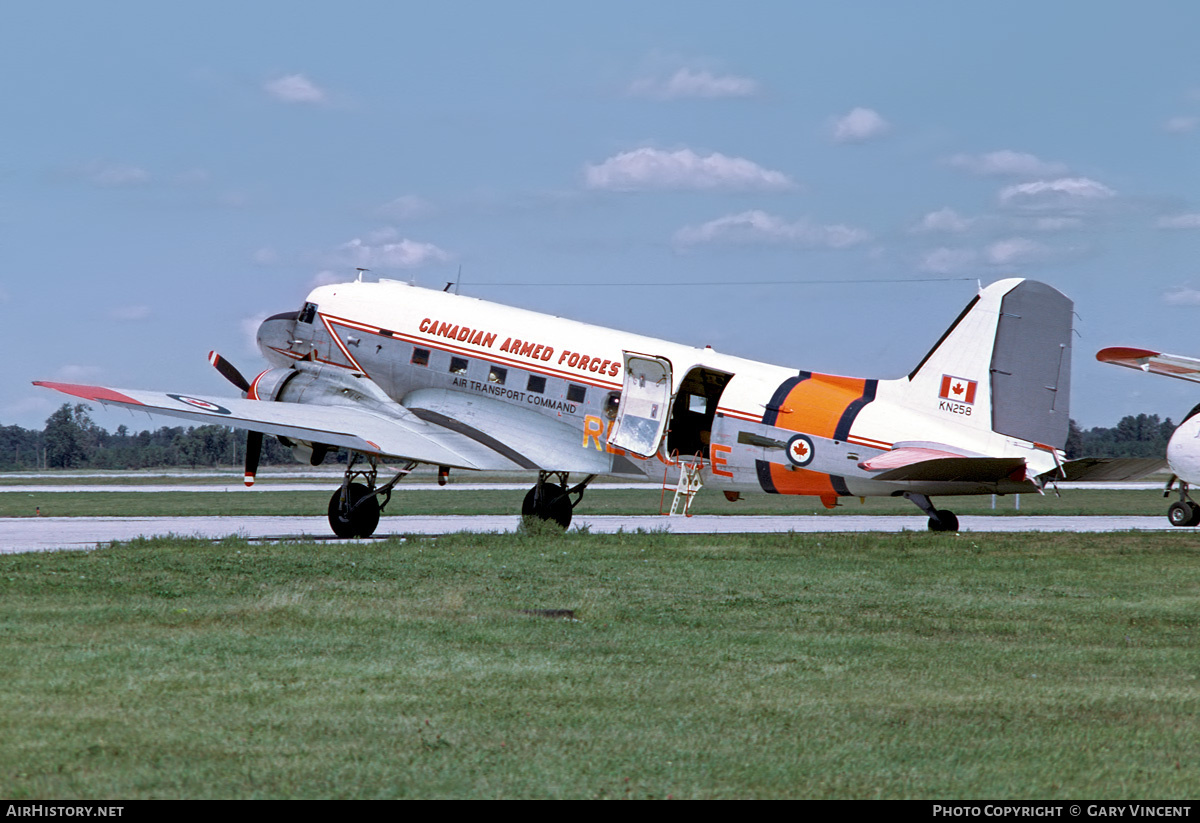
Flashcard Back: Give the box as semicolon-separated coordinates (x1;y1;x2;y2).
763;373;870;500
770;373;868;439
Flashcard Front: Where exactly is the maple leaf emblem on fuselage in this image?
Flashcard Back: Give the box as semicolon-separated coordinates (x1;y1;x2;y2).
785;434;816;467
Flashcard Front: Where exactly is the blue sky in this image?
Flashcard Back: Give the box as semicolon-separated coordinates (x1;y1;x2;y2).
4;1;1200;433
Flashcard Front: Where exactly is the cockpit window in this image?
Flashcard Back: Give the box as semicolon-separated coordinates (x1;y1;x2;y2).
299;302;318;324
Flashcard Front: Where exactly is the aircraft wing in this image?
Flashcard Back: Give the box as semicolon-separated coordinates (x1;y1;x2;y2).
33;381;522;471
1096;347;1200;384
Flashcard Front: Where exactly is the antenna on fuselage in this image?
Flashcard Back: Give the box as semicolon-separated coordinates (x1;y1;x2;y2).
444;265;462;294
356;267;370;283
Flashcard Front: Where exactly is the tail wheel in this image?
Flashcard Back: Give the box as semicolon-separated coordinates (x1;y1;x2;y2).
1167;501;1200;528
522;484;573;529
328;482;381;538
927;509;959;533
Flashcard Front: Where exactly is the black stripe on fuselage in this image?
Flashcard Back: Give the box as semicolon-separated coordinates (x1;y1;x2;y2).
761;371;811;426
833;379;878;442
755;459;779;494
408;408;541;470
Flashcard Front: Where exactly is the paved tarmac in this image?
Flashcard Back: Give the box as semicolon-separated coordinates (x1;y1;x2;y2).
0;475;1184;553
0;513;1185;554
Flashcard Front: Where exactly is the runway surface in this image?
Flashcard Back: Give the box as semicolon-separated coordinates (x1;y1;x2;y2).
0;513;1184;554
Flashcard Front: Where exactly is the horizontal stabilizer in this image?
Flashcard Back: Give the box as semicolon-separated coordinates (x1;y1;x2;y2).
864;455;1028;483
858;446;969;472
1096;347;1200;384
1041;457;1167;483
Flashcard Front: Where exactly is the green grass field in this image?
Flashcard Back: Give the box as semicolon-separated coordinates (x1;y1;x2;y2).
0;486;1180;519
2;530;1197;799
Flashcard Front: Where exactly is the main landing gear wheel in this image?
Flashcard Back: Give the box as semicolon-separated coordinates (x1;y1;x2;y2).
1168;501;1200;528
904;492;960;533
927;509;959;533
522;484;573;529
328;482;381;538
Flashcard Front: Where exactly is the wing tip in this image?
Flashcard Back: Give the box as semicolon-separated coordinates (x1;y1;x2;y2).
32;381;145;406
1096;346;1160;363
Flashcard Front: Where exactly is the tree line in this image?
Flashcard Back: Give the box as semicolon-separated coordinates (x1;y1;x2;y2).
0;402;1185;471
1;404;330;471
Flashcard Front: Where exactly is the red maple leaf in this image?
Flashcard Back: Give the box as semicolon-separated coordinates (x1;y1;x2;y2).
952;382;964;395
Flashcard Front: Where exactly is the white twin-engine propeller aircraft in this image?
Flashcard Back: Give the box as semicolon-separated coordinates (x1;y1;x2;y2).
37;276;1126;537
1097;346;1200;527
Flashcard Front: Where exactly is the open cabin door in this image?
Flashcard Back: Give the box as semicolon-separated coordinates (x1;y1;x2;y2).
608;353;674;458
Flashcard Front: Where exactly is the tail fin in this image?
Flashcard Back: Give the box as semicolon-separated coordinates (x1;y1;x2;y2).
905;278;1073;448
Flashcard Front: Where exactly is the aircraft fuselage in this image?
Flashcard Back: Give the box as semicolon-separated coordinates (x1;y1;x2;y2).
255;278;1065;508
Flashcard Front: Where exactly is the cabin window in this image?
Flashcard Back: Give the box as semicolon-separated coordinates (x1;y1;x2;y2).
604;392;621;420
567;384;587;404
527;375;546;394
489;366;507;385
688;394;707;414
411;348;430;367
450;357;469;375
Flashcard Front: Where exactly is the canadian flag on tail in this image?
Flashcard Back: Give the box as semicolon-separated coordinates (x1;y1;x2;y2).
939;374;977;404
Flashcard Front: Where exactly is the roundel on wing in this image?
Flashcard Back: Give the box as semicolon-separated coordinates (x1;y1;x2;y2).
786;434;815;467
169;394;232;415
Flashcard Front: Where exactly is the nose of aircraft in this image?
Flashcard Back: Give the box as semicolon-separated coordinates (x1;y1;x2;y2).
257;311;299;364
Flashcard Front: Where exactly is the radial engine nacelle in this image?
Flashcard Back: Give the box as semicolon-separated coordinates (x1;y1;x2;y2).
246;363;404;466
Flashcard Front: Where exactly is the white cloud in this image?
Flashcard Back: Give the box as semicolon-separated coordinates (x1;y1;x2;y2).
919;247;978;274
264;73;327;104
241;312;269;357
252;247;280;266
985;237;1049;266
331;235;452;269
53;365;103;383
830;107;890;143
998;177;1116;207
1157;214;1200;229
914;208;974;233
1164;287;1200;306
674;210;868;248
1032;216;1084;232
584;148;794;191
947;150;1067;177
378;195;434;220
1163;116;1199;134
310;270;346;289
74;162;151;187
628;68;758;99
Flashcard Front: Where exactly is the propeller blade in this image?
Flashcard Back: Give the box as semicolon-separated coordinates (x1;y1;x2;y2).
208;351;251;394
244;430;262;487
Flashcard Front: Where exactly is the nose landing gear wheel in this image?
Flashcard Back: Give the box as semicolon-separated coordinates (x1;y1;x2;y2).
328;482;381;538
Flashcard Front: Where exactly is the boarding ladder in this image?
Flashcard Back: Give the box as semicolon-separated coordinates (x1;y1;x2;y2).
662;453;705;516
